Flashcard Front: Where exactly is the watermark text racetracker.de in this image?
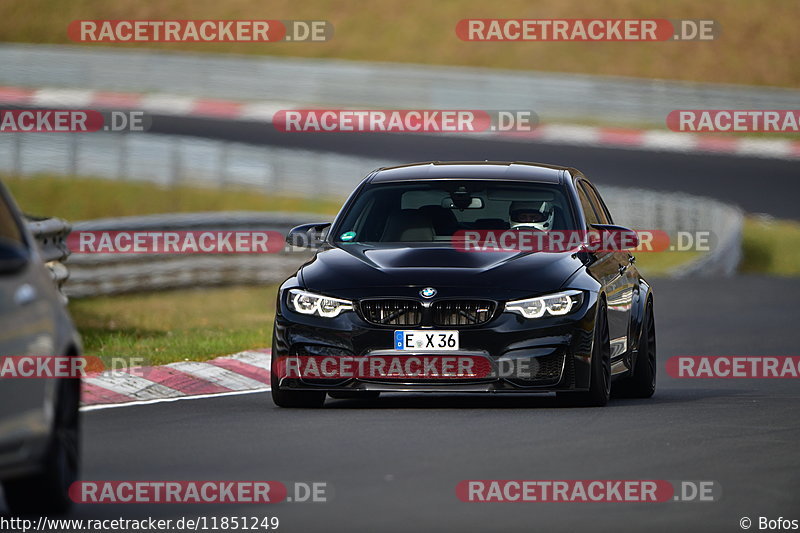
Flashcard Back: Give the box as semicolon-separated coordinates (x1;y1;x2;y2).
457;480;721;502
456;19;719;41
70;480;329;504
0;356;102;378
69;230;286;254
275;354;523;380
272;109;537;133
0;109;149;132
69;19;333;43
667;356;800;378
667;110;800;133
0;356;168;379
451;229;713;253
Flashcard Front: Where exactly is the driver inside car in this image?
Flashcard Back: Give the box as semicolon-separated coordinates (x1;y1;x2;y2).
508;201;554;230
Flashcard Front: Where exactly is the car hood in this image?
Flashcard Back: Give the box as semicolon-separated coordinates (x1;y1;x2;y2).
298;243;584;299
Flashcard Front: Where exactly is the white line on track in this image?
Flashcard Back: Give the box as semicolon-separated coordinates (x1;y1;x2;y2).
81;387;271;412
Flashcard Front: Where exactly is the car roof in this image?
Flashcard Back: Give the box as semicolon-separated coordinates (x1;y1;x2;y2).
367;161;570;184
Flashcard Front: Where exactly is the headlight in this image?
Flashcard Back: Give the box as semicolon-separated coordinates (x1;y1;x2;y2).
505;290;583;319
287;289;353;318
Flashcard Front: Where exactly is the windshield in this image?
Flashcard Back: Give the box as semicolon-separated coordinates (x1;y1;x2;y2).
332;180;577;243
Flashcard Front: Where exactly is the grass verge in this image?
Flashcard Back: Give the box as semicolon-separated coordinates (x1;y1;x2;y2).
70;286;277;365
740;217;800;276
4;174;342;220
634;250;701;277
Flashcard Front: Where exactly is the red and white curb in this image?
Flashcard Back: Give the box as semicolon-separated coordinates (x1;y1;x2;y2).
80;349;271;411
2;86;799;160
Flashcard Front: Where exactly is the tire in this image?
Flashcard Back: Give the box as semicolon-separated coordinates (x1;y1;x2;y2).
614;299;656;399
270;361;326;408
3;378;80;516
328;391;380;400
558;300;611;407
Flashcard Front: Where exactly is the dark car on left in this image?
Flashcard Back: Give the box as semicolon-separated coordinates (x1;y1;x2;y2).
0;180;82;515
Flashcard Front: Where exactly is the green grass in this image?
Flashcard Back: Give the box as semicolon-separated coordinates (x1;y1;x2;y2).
69;285;277;365
741;216;800;276
0;0;798;87
4;174;342;220
633;250;701;277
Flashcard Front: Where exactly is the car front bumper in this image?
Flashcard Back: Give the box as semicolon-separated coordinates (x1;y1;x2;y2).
272;288;599;393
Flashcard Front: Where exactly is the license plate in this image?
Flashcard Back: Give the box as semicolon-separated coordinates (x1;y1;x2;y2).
394;330;459;351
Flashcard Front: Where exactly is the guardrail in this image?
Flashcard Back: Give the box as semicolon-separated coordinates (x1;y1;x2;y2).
2;44;798;126
600;187;743;277
25;215;71;300
0;132;388;199
64;212;317;298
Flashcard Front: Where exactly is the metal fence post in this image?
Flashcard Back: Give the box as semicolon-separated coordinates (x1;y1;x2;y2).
68;134;79;176
116;134;128;180
218;142;229;188
169;139;182;186
264;147;275;193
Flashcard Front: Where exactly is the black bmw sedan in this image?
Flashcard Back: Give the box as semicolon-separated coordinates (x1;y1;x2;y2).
271;161;655;408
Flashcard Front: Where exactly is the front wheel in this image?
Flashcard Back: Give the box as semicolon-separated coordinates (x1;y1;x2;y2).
3;378;80;515
558;300;611;407
614;299;656;399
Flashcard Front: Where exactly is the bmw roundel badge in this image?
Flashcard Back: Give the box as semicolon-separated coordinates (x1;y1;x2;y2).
420;287;437;298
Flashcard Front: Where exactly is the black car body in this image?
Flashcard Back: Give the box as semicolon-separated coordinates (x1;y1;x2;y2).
272;162;656;407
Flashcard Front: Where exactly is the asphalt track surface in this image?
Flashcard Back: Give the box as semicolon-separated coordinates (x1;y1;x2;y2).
151;115;800;219
0;276;787;532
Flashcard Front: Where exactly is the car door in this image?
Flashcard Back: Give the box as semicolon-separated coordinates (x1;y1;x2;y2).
581;180;636;370
576;180;632;369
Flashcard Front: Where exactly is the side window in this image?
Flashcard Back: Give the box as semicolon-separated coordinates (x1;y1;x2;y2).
0;190;25;246
582;182;613;224
576;182;600;229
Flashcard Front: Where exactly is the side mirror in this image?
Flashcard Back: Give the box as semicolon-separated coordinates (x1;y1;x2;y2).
588;224;639;252
286;223;332;249
0;238;30;275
